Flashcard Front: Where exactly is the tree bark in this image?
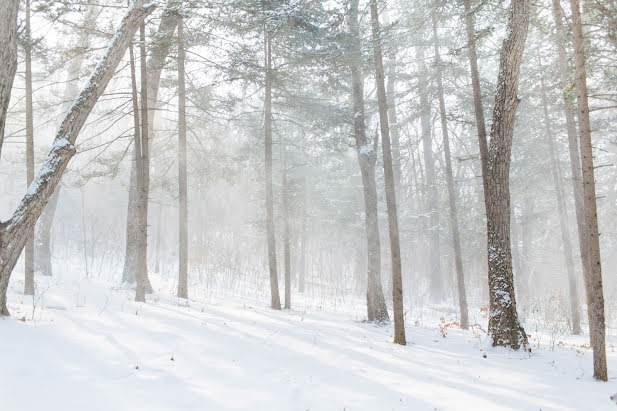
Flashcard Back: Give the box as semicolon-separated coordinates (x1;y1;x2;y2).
370;0;405;344
538;61;582;335
264;26;281;310
34;1;100;277
24;0;35;296
432;9;468;329
123;5;180;284
177;16;188;300
0;0;18;161
568;0;607;381
135;21;151;303
348;0;389;323
485;0;529;349
0;0;156;316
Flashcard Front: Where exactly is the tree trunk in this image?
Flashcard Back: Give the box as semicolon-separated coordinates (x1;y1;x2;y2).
154;205;163;273
485;0;529;349
416;41;441;301
386;49;401;195
35;1;99;277
282;137;291;309
0;0;18;161
177;16;188;300
432;9;468;329
123;5;180;284
24;0;35;296
551;0;589;336
568;0;607;381
0;0;156;316
370;0;405;344
135;22;151;303
348;0;388;323
538;62;582;335
298;177;307;293
264;26;281;310
463;0;489;195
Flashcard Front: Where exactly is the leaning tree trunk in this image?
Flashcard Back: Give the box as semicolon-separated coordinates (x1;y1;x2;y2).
177;16;188;300
0;0;156;316
568;0;607;381
370;0;405;344
264;26;281;310
35;1;100;277
432;9;469;329
551;0;588;336
24;0;35;296
123;5;180;284
538;62;582;335
0;0;18;161
416;41;442;301
485;0;529;349
348;0;389;323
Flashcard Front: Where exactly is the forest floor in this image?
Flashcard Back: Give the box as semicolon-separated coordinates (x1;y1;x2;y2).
1;264;617;410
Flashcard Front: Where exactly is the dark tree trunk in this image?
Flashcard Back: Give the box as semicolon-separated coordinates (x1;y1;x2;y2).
485;0;529;349
348;0;388;323
370;0;405;344
432;9;468;329
0;1;156;316
177;16;188;300
0;0;18;161
264;26;281;310
568;0;607;381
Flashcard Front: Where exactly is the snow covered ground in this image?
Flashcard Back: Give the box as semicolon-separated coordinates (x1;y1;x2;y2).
1;264;616;411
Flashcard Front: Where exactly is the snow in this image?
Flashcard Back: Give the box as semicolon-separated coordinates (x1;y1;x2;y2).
1;266;617;410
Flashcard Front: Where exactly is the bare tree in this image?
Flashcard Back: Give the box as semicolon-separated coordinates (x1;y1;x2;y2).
485;0;529;349
568;0;607;381
348;0;388;323
550;0;586;336
264;25;281;310
432;8;468;329
282;137;291;309
0;0;157;316
538;59;582;335
0;0;19;161
135;20;151;303
463;0;489;195
370;0;405;345
177;15;188;300
123;6;180;285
